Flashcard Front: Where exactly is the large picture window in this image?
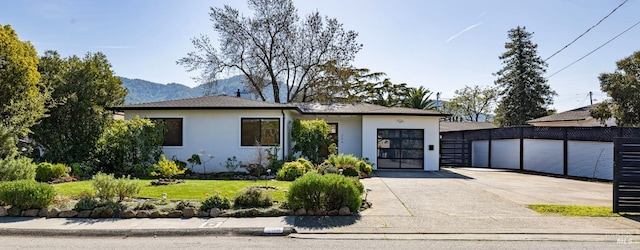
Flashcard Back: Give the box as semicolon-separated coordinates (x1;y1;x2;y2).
241;118;280;146
151;118;183;146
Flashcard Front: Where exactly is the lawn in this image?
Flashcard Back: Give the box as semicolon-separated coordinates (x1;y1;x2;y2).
53;179;292;202
527;204;619;217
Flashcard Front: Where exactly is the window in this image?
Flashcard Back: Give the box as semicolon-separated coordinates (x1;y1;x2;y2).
377;129;424;169
151;118;183;146
241;118;280;146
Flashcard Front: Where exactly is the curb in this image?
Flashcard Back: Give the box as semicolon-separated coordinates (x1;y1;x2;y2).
0;227;297;237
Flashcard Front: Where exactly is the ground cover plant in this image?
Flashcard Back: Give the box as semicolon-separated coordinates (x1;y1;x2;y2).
527;204;619;217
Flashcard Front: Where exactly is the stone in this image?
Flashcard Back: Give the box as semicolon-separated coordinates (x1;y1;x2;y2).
338;206;351;216
77;210;92;218
38;208;48;217
315;209;327;216
286;209;295;216
0;206;7;217
167;210;182;218
90;209;101;218
209;208;220;218
306;209;315;216
149;210;161;218
182;207;196;218
58;210;78;218
327;210;339;216
122;210;136;219
198;211;209;217
22;209;40;217
136;210;150;218
47;207;60;218
101;208;114;218
8;207;22;217
295;208;306;216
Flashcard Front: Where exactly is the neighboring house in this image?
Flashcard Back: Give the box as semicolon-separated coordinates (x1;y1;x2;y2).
113;95;447;172
440;122;496;133
526;104;616;127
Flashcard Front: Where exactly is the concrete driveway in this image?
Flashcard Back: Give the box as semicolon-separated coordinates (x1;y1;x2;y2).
299;167;638;235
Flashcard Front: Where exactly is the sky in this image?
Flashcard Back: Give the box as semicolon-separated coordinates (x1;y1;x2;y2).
1;0;638;112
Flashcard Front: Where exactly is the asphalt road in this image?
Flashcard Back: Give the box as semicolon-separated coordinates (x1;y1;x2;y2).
1;236;638;250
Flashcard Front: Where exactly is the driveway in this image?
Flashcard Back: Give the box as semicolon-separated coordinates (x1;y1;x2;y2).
294;167;639;234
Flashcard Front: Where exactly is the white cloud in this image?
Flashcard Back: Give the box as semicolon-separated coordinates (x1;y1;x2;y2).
446;22;483;43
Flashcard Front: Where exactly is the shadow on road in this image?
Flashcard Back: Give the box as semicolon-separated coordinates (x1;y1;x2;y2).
373;169;472;179
287;215;361;229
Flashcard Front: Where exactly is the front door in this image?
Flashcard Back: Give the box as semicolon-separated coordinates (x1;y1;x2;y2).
377;129;424;169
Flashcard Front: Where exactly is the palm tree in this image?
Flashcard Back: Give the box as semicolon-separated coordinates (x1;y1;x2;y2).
403;86;435;110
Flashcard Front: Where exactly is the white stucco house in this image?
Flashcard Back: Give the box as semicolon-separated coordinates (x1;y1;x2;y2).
113;95;447;173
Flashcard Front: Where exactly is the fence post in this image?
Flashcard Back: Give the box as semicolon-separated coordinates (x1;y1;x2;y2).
563;127;568;176
519;127;524;170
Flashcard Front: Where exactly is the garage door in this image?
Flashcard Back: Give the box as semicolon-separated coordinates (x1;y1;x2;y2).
377;129;424;169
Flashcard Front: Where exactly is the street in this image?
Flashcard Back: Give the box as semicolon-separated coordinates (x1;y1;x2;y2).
0;236;637;250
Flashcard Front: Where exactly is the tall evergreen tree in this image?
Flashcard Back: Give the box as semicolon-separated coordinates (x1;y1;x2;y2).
494;26;555;127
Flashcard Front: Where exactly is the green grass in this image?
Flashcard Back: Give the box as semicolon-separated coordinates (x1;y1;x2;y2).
53;179;291;202
527;204;619;217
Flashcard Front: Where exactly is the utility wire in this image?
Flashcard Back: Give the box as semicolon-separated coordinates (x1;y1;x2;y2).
544;0;629;62
547;19;640;78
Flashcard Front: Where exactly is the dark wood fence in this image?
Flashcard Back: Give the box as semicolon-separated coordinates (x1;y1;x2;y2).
613;138;640;213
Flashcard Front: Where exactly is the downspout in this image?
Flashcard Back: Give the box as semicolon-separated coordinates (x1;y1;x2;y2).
281;109;286;161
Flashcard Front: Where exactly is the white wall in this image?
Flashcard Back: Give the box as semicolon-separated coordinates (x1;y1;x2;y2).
472;140;489;167
523;139;563;175
568;141;613;180
125;109;286;173
362;116;441;171
490;139;520;169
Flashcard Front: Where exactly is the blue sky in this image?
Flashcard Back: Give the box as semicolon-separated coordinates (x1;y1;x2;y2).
1;0;638;112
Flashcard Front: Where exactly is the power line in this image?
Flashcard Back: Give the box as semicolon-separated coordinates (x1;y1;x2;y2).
544;0;629;62
547;19;640;78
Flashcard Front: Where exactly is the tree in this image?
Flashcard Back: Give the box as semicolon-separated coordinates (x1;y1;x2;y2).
403;86;435;110
291;119;331;164
493;26;555;127
590;51;640;126
0;24;50;158
31;51;127;163
445;85;498;122
178;0;361;103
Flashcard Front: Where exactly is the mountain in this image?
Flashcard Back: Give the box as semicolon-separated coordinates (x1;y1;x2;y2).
120;75;288;104
120;76;247;104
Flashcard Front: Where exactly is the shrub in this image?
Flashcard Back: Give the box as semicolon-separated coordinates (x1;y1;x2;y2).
276;161;305;181
287;173;326;210
0;156;36;181
287;173;363;212
291;119;332;164
176;200;196;210
233;186;273;208
200;194;231;211
327;154;359;168
0;180;56;210
92;173;142;202
296;158;315;173
317;162;338;175
151;155;186;179
355;160;373;174
323;174;362;211
74;195;99;211
135;200;157;210
70;162;93;177
338;164;360;177
36;162;69;182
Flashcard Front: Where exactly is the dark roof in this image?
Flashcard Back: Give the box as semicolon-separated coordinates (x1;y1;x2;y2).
112;95;295;110
295;103;447;116
113;96;449;116
440;122;496;132
527;104;598;123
